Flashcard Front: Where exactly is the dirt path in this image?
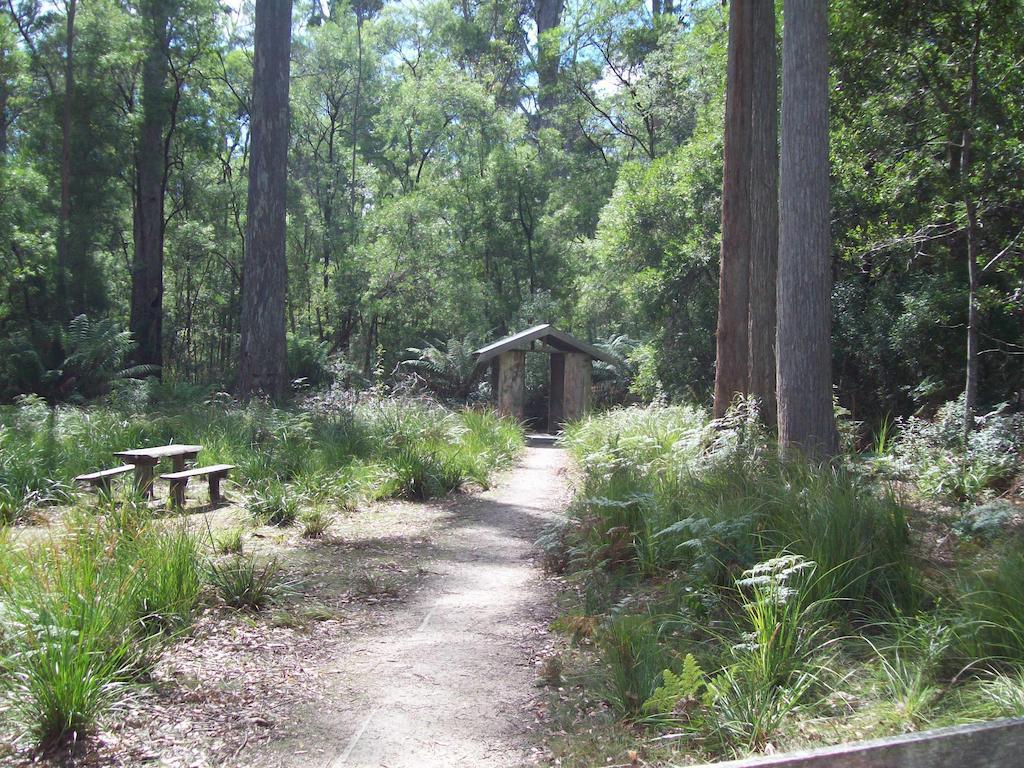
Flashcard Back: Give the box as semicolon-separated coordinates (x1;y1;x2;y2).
258;445;569;768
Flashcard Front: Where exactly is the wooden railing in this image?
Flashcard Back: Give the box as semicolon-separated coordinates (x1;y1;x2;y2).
694;719;1024;768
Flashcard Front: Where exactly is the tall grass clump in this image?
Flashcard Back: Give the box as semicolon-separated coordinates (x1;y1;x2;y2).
563;402;917;616
207;555;285;611
954;542;1024;664
596;613;674;716
0;508;203;745
248;481;302;526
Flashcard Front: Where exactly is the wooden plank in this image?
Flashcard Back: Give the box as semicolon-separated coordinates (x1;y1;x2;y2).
697;719;1024;768
161;464;234;481
163;464;234;508
562;352;592;422
114;444;203;462
549;352;565;431
496;350;525;420
75;464;135;482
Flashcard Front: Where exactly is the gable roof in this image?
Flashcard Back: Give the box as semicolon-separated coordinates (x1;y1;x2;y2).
473;324;618;365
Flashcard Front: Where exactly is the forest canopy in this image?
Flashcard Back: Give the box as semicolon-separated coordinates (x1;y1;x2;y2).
0;0;1021;423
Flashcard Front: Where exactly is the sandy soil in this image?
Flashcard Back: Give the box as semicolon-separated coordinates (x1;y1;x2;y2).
2;445;569;768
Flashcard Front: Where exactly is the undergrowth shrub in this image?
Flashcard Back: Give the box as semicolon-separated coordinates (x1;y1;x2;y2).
248;482;302;526
555;402;927;757
596;613;673;716
207;556;285;611
563;411;916;615
892;397;1023;503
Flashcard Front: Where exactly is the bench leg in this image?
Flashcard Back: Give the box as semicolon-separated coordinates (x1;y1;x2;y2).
95;477;112;497
208;474;223;505
135;464;155;499
170;479;187;509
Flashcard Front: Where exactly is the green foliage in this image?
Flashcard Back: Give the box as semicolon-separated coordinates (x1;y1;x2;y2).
287;335;333;390
641;653;706;718
865;614;953;728
388;444;465;500
564;403;917;615
0;506;203;745
249;481;302;527
300;507;331;539
892;398;1023;503
206;556;284;611
402;335;482;400
956;501;1017;541
955;543;1024;664
596;614;673;716
211;527;245;555
60;315;156;401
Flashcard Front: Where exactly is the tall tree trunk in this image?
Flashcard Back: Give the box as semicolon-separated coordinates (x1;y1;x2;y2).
964;192;980;439
0;81;8;156
130;0;172;373
962;17;982;443
55;0;77;317
238;0;293;399
713;0;753;418
776;0;838;460
747;0;779;427
534;0;564;122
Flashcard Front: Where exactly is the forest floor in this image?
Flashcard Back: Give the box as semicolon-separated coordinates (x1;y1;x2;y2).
8;445;571;768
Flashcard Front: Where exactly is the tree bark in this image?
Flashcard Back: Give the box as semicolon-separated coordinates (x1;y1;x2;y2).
55;0;77;317
962;16;982;443
713;0;753;418
237;0;293;399
776;0;838;460
747;0;779;428
534;0;564;122
0;80;8;156
130;0;172;373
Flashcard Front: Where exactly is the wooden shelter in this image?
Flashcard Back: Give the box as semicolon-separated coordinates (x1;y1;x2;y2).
473;324;617;430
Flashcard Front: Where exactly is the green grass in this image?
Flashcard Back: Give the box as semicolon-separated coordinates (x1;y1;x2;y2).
0;394;524;748
549;402;1024;763
0;395;524;520
207;555;286;611
300;507;331;538
0;506;203;745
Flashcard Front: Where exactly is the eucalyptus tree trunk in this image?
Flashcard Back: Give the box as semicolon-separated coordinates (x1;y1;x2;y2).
713;0;753;418
776;0;838;460
130;0;172;373
534;0;564;121
238;0;293;399
0;83;8;156
747;0;779;428
55;0;77;317
962;18;982;443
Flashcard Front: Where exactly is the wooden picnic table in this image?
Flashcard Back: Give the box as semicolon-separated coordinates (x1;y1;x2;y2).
114;444;202;498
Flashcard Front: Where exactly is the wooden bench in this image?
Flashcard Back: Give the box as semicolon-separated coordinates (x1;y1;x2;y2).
161;464;234;508
74;464;136;494
114;445;203;498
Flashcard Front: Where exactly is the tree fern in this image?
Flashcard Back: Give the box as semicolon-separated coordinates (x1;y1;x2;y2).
58;315;157;399
402;334;481;399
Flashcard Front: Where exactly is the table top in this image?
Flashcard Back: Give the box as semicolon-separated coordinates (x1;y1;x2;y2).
114;445;203;461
